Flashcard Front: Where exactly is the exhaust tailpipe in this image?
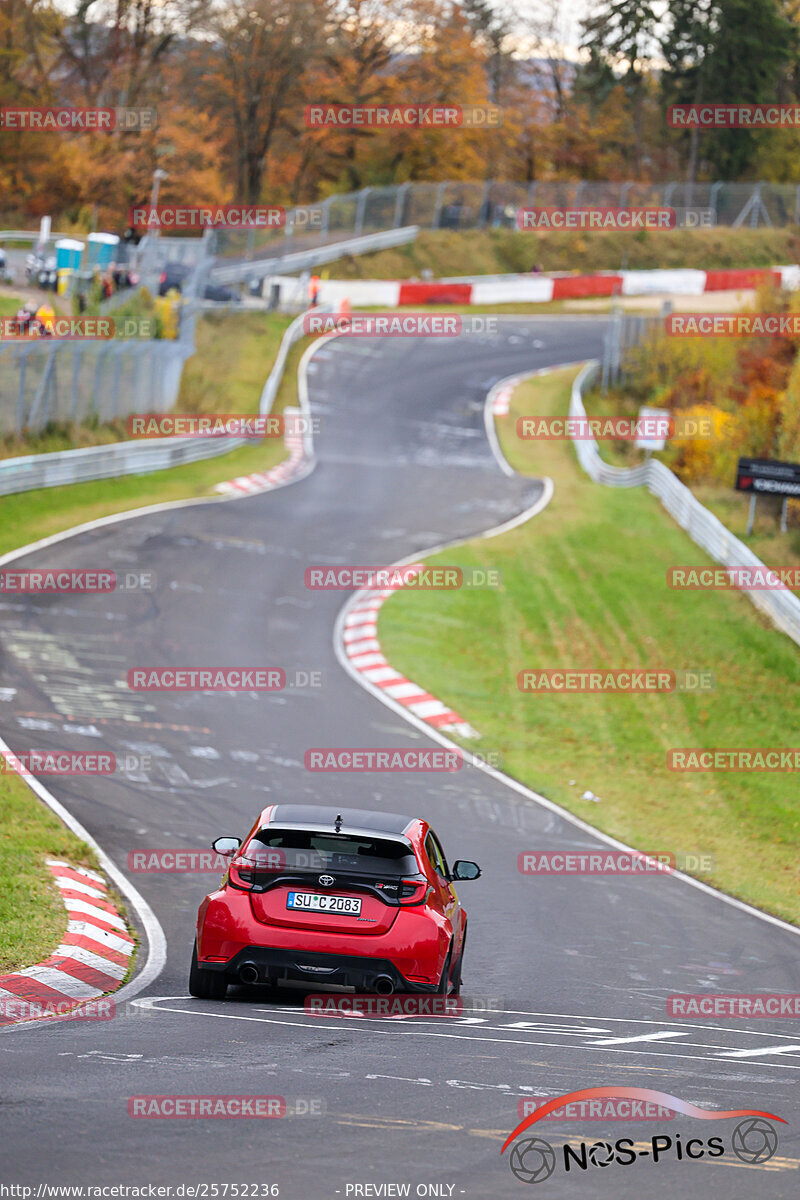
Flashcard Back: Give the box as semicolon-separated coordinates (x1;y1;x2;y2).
239;963;260;985
374;974;395;995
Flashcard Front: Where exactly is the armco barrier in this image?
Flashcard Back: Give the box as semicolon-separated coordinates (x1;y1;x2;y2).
210;225;419;285
0;310;312;497
571;361;800;647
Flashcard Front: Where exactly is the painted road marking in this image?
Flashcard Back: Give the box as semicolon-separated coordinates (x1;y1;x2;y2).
716;1044;800;1059
586;1031;691;1046
132;998;800;1071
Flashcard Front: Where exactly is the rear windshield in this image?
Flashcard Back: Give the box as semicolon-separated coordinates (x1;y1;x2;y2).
241;828;420;877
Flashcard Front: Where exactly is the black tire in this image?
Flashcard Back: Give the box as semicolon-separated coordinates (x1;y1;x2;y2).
451;926;467;996
436;946;453;996
188;939;228;1000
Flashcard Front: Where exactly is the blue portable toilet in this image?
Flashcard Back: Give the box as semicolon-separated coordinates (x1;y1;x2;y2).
87;232;120;270
55;239;85;270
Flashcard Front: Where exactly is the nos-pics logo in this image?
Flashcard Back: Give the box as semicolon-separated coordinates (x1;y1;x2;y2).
502;1088;784;1184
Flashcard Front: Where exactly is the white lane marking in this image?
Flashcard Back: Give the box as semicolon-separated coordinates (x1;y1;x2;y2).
716;1044;800;1059
366;1074;433;1085
586;1031;690;1046
131;999;800;1070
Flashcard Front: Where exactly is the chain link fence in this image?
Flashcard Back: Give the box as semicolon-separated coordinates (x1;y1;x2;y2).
0;307;198;437
211;179;800;264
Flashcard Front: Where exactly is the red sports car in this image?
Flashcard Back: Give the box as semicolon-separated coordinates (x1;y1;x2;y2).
189;804;481;999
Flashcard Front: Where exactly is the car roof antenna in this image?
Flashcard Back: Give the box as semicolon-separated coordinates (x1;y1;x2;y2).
334;813;343;832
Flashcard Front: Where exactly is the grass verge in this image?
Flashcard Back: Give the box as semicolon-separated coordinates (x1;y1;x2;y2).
378;365;800;925
0;312;307;557
325;227;800;279
0;771;125;973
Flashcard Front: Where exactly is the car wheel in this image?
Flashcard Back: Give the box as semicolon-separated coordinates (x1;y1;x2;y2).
436;946;453;996
188;939;228;1000
451;926;466;996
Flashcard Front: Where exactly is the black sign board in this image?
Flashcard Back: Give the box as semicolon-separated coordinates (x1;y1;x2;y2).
735;457;800;497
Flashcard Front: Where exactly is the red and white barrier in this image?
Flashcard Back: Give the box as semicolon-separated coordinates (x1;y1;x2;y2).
310;265;800;309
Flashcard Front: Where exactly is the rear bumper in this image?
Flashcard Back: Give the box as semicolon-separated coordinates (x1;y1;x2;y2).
201;946;439;994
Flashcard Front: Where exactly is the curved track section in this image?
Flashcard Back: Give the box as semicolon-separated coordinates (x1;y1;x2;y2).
1;318;798;1197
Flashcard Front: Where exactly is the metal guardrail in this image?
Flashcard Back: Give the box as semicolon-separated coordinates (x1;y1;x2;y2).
209;225;419;285
571;361;800;647
0;310;311;497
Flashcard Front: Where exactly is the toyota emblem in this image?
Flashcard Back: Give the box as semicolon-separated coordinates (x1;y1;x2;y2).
318;874;335;887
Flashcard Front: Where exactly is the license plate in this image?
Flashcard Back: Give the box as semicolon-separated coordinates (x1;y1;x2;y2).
287;891;362;915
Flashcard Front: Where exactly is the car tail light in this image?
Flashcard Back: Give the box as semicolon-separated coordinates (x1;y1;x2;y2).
228;857;262;889
398;879;430;905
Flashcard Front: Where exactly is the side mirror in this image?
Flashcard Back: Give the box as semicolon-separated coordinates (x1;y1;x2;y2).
212;836;241;857
451;859;481;881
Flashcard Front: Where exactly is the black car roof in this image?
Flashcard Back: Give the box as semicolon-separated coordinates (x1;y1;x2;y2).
268;804;414;837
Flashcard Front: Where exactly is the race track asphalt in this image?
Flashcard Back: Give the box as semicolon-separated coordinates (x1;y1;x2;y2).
1;317;798;1197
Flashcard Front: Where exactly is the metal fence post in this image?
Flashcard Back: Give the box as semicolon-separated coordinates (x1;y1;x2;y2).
111;346;122;419
320;197;332;242
17;348;28;432
431;182;446;229
28;341;59;430
392;183;409;229
71;345;82;422
354;187;371;236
